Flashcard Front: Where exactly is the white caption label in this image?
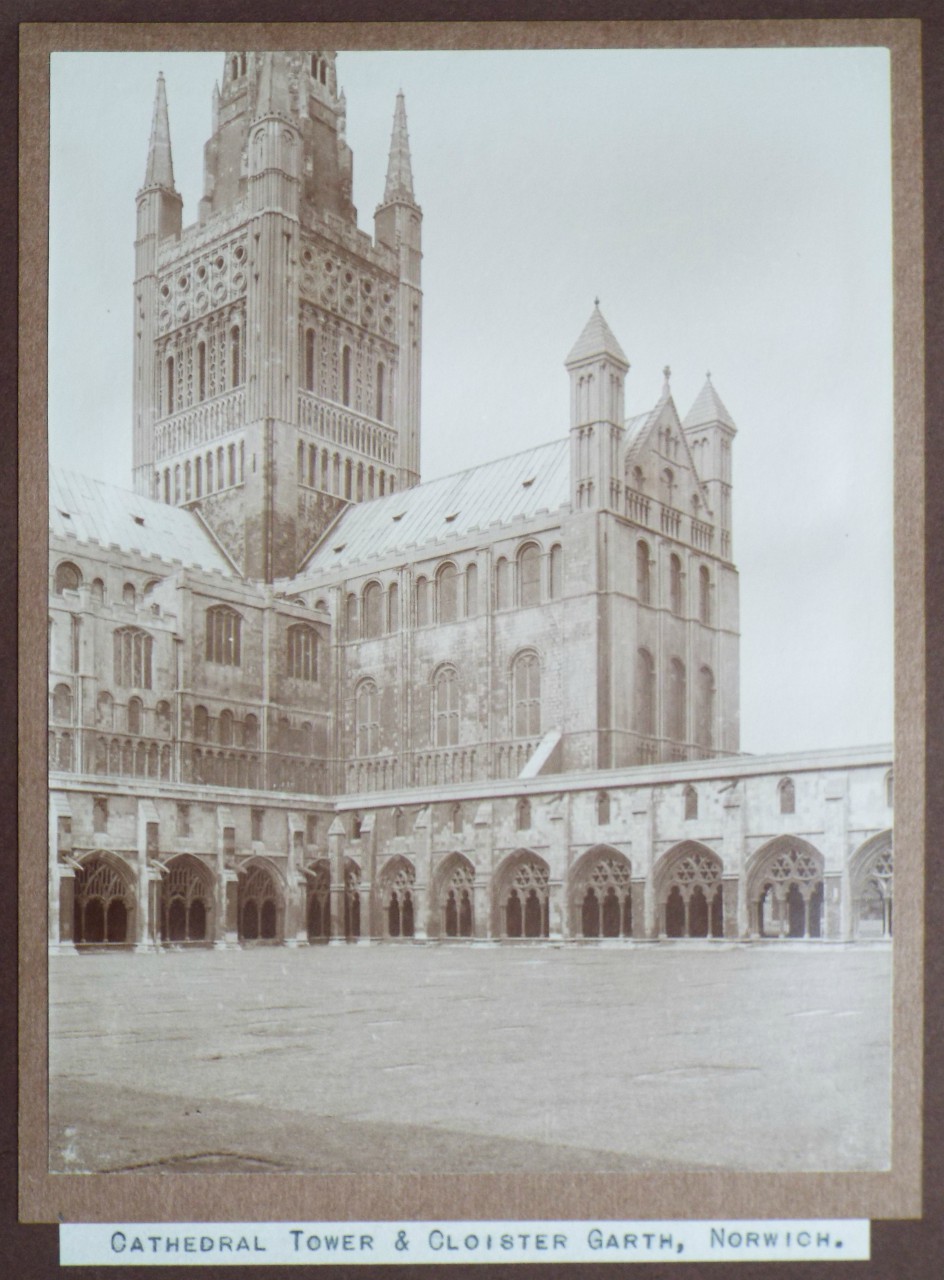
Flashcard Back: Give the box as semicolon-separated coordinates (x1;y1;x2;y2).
60;1219;870;1265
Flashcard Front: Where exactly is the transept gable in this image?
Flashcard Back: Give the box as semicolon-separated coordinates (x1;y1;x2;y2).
622;388;713;520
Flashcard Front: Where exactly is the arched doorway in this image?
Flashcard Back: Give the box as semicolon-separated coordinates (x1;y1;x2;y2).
850;833;893;938
160;855;214;945
497;852;550;939
656;843;724;939
381;858;415;939
749;838;825;939
238;862;282;943
436;854;475;939
572;847;632;939
73;854;134;946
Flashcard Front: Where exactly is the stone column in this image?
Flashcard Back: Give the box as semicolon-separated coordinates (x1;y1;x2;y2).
473;802;494;942
55;868;77;953
630;879;647;940
411;885;427;942
721;783;747;936
219;872;239;946
548;879;564;942
283;821;308;946
823;778;848;940
133;803;158;952
355;881;371;945
411;807;430;942
824;874;842;940
327;816;348;945
631;792;656;937
722;877;739;940
472;881;492;943
147;872;162;948
549;796;567;942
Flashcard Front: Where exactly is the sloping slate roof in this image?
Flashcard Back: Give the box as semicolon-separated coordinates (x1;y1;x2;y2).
682;377;736;429
565;303;629;367
49;468;235;576
297;438;571;577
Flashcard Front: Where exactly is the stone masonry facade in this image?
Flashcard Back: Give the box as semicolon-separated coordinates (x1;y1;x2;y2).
48;50;893;951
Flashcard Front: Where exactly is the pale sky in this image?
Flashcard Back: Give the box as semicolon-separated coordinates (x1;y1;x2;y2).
48;48;895;756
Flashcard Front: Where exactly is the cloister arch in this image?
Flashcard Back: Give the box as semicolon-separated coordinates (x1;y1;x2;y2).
849;830;893;938
570;845;632;939
72;851;135;946
378;855;415;939
654;841;724;939
747;836;825;939
159;854;214;945
494;849;550;939
433;852;475;939
303;857;362;941
237;858;283;943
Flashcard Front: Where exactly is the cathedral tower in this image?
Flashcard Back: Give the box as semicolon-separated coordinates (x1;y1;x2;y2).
133;52;423;581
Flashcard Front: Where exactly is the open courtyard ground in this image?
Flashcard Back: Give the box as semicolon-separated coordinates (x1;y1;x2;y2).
49;943;891;1175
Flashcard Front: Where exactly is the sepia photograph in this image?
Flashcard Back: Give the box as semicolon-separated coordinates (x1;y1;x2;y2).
26;25;923;1225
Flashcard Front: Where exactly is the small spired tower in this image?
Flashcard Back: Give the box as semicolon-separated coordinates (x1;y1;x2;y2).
132;74;183;495
682;373;737;561
374;92;423;491
565;301;629;511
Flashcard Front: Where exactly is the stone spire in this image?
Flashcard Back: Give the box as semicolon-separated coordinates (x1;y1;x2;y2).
254;51;291;118
565;301;629;370
383;91;415;203
143;73;176;191
682;373;737;430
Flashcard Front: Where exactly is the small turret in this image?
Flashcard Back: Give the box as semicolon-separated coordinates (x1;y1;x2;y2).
565;301;629;511
682;373;737;560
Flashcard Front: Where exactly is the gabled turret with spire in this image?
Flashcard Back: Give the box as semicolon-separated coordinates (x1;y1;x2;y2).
682;373;737;560
565;301;629;511
375;92;423;490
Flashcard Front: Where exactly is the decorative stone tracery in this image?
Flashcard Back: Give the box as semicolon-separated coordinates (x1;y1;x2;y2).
657;843;723;938
498;853;550;939
238;862;281;942
380;858;415;938
851;834;893;938
160;855;213;944
573;849;632;938
437;854;475;938
749;839;824;939
73;854;135;946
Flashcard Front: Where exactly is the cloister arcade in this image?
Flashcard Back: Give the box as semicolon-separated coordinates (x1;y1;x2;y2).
60;828;894;949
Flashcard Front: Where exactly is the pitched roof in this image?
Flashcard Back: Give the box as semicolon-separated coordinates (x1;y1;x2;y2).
49;468;236;576
682;376;736;430
295;438;571;577
565;303;629;368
